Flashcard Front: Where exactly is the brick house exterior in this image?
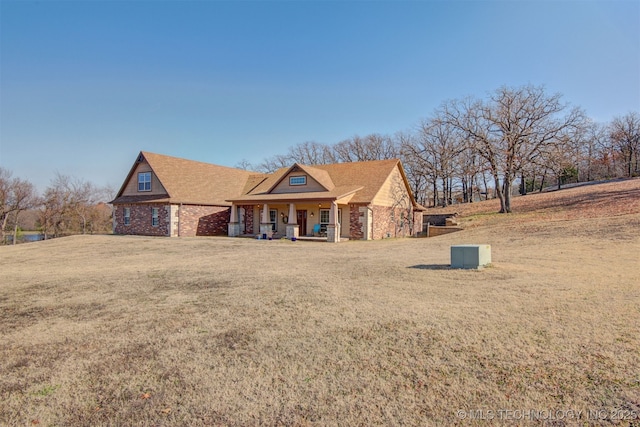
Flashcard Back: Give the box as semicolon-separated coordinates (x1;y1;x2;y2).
112;152;425;241
112;204;231;237
113;203;171;237
227;159;426;242
111;152;254;237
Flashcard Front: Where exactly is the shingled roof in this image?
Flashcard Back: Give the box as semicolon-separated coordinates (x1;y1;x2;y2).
111;151;255;206
113;152;424;210
312;159;403;204
245;163;337;195
228;158;423;209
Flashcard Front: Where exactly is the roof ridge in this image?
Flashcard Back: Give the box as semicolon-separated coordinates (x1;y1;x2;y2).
141;151;258;173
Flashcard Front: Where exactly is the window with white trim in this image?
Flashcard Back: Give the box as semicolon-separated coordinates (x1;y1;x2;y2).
319;208;341;233
289;175;306;186
151;207;159;227
138;172;151;192
269;209;277;232
320;209;330;225
123;207;131;225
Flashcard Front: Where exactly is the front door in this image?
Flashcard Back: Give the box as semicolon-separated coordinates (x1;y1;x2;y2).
296;210;307;236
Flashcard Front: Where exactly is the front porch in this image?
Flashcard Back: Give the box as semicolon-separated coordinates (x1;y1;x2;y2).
227;200;351;243
237;234;350;242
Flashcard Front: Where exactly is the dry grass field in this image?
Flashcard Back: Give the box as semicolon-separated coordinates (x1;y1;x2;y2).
1;179;639;426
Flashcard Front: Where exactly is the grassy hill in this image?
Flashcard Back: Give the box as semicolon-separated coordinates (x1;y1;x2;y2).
432;177;640;228
1;180;639;426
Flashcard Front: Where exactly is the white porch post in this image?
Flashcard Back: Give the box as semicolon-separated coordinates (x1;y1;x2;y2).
228;204;240;237
286;203;299;239
327;200;340;243
230;204;238;222
259;204;272;238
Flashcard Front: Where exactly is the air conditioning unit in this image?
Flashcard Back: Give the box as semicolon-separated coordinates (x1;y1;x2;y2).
451;244;491;269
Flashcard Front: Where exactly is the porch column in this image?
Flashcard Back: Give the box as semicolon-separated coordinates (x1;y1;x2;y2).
327;201;340;243
259;204;272;238
286;203;299;239
359;206;373;240
228;204;240;237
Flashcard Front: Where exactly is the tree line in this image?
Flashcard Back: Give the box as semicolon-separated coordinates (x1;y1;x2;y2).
0;171;113;244
242;84;639;214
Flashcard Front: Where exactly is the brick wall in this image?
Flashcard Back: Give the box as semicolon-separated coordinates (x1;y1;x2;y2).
114;202;422;239
349;204;365;240
179;205;230;237
240;205;254;234
113;204;170;236
114;203;231;237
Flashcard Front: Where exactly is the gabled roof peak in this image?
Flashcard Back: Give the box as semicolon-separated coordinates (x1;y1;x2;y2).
112;151;256;206
263;162;336;193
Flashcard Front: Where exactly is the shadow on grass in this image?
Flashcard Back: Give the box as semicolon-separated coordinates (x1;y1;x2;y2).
408;264;451;270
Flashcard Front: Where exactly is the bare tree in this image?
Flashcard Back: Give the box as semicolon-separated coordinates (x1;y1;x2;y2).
541;134;580;190
396;132;430;207
0;168;39;244
389;172;415;237
0;168;12;241
257;153;293;173
401;130;440;207
575;120;607;182
333;134;397;162
235;159;255;171
403;115;465;207
288;141;336;165
609;112;640;178
70;178;96;234
456;140;485;203
257;141;337;172
444;85;586;213
38;173;113;238
8;179;38;244
259;134;398;172
40;174;72;238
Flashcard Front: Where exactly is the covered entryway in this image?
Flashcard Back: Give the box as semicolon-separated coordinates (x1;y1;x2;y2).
296;210;307;236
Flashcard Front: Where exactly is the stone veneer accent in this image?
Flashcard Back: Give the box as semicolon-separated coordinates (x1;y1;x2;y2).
347;204;423;240
413;211;424;237
370;205;422;240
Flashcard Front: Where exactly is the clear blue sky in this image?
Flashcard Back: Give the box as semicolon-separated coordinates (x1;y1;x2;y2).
1;0;638;194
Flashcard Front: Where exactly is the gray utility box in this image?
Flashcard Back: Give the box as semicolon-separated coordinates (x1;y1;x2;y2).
451;244;491;269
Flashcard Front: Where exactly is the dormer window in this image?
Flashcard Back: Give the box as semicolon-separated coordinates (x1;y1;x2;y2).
138;172;151;191
289;176;306;186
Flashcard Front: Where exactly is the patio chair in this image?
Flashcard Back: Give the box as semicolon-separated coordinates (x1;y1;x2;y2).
312;224;321;236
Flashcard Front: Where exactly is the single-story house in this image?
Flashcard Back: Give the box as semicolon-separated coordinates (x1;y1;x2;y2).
111;151;425;242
